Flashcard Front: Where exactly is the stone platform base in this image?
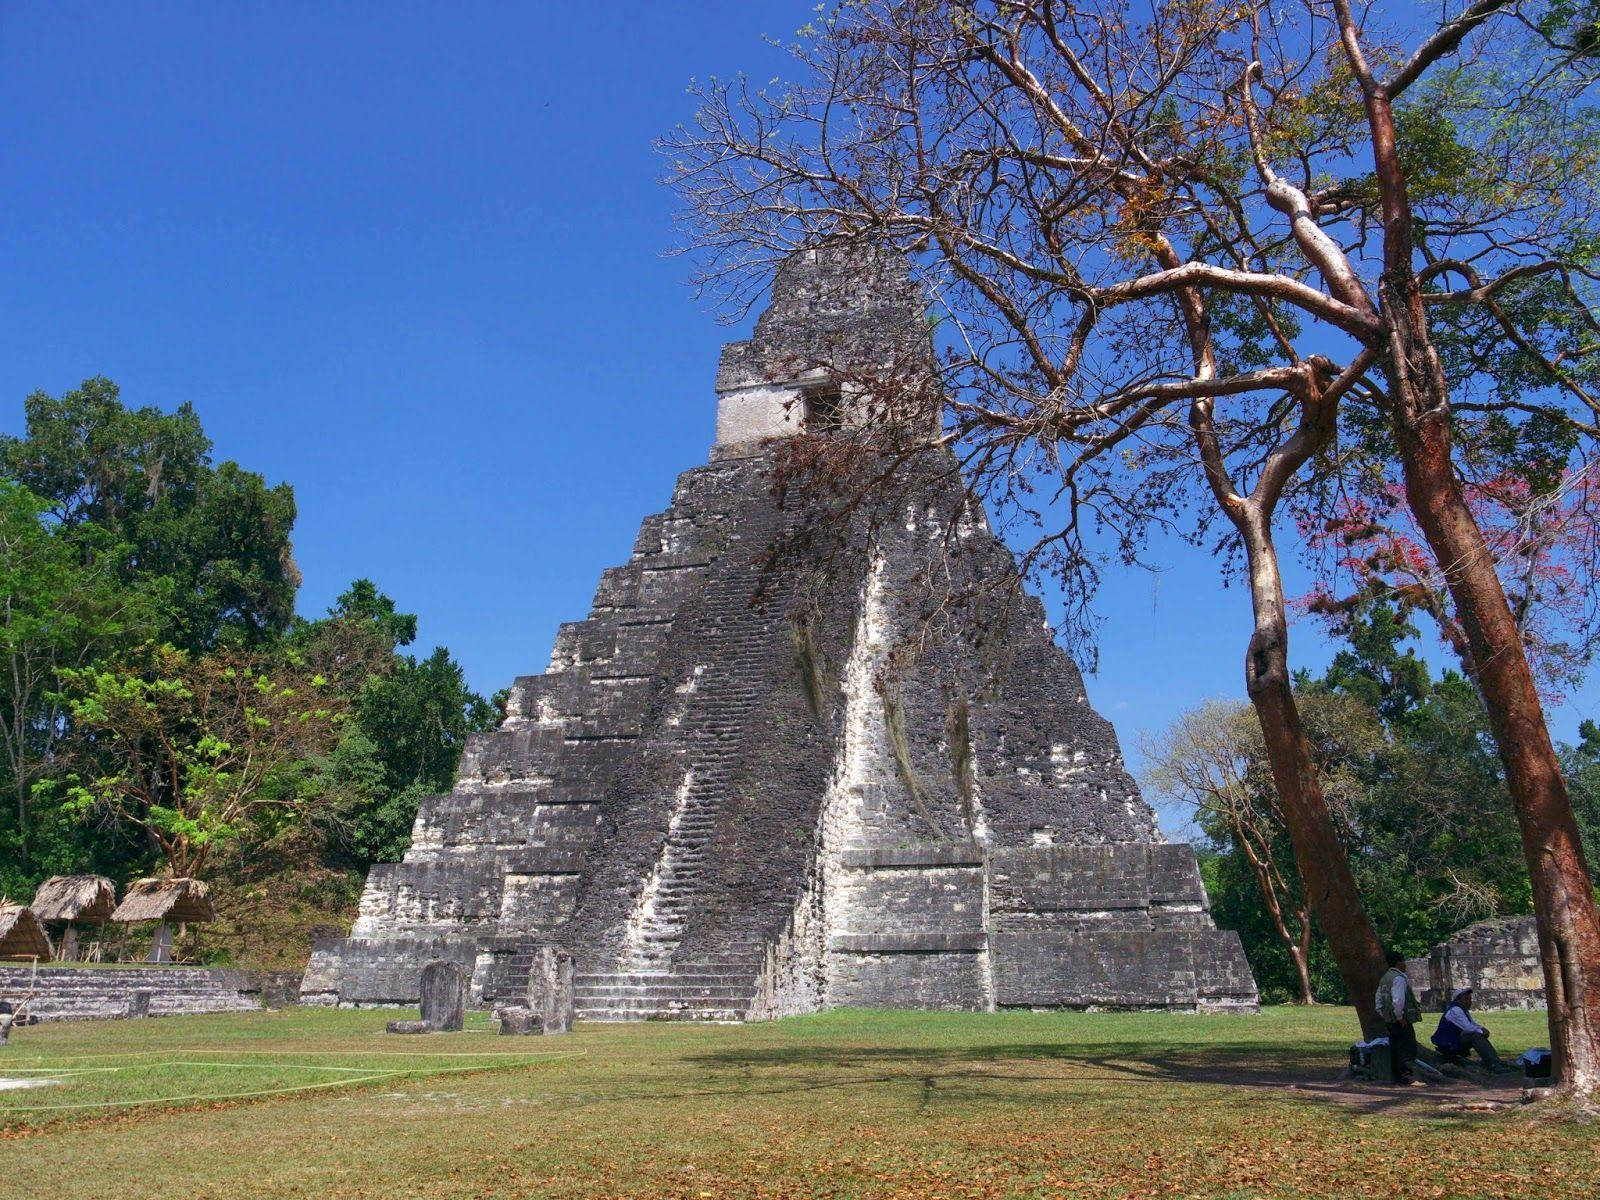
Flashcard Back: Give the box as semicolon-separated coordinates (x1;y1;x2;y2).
0;965;290;1021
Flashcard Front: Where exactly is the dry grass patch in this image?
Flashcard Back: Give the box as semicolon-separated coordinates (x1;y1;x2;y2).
0;1004;1581;1199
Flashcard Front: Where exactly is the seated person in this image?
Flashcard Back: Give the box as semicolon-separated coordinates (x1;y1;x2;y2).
1430;988;1511;1072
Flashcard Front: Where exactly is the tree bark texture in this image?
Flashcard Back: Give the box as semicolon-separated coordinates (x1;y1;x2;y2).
1355;66;1600;1097
1237;509;1388;1035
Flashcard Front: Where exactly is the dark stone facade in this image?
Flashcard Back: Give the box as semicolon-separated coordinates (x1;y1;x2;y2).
304;246;1256;1019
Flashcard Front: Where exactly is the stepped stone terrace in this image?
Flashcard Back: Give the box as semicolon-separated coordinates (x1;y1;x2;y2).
303;245;1257;1021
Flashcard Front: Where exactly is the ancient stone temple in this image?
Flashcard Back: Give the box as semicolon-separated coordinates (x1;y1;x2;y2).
302;246;1257;1020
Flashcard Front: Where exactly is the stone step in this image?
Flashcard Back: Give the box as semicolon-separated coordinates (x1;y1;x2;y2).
577;998;753;1014
577;1006;746;1023
0;966;264;1022
572;979;752;998
576;966;755;985
577;993;752;1012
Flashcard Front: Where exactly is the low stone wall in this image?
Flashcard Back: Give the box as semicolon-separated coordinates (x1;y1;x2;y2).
0;964;277;1021
986;846;1257;1012
300;933;481;1007
1412;916;1544;1010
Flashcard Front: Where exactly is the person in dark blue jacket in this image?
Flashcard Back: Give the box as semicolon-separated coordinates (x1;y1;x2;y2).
1430;989;1511;1072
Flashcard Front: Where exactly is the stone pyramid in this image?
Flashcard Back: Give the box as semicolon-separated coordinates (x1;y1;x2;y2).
303;247;1257;1019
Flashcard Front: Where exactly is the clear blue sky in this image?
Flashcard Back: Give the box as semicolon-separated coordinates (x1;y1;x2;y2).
2;3;1593;833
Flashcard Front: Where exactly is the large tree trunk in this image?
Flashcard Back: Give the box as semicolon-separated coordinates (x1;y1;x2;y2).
1387;364;1600;1098
1351;68;1600;1098
1238;512;1388;1036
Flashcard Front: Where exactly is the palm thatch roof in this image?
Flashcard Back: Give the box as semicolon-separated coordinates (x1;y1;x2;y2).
0;904;53;960
110;877;216;924
29;875;117;924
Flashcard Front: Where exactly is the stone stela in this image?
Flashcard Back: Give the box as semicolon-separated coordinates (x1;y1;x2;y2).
304;245;1258;1021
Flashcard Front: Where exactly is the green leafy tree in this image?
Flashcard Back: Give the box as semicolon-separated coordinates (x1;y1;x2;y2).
1147;692;1383;1005
1564;721;1600;871
0;377;299;650
0;480;155;869
293;581;496;868
57;645;345;878
356;648;496;800
1157;602;1557;1002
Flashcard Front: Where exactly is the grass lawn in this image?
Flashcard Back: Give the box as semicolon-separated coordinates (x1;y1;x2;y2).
0;1004;1583;1199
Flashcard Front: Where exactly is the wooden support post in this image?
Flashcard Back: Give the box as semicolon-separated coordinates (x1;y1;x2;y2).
148;921;173;963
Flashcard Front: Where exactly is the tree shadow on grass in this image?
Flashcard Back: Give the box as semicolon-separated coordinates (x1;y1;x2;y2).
682;1039;1524;1119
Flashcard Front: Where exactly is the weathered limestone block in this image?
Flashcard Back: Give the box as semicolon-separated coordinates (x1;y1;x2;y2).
495;1006;543;1035
828;947;990;1011
528;946;574;1035
989;926;1255;1011
419;960;465;1032
385;1020;435;1035
1416;916;1544;1010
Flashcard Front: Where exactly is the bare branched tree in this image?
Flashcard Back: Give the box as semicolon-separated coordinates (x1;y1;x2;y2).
1145;700;1320;1005
666;0;1600;1097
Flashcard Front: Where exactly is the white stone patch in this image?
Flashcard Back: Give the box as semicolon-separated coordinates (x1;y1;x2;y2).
617;770;696;970
1048;744;1090;784
665;666;704;729
1125;791;1162;841
0;1077;60;1091
966;776;993;846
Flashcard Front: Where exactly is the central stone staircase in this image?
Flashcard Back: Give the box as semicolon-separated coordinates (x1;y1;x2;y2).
573;515;786;1022
572;962;761;1022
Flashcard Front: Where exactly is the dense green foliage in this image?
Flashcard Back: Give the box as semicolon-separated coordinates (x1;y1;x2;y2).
0;380;497;957
1169;602;1600;1005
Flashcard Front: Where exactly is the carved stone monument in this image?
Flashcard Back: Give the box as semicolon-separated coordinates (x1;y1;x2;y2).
304;244;1258;1020
530;946;574;1035
419;959;465;1032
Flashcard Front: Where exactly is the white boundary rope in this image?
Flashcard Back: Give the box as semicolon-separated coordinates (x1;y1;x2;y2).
0;1046;586;1114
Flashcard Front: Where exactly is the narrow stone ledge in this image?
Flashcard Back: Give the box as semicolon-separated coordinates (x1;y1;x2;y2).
504;852;588;875
828;932;987;954
838;844;984;869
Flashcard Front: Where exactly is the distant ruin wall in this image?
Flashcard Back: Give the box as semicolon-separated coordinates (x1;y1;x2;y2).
1412;916;1544;1011
0;964;269;1021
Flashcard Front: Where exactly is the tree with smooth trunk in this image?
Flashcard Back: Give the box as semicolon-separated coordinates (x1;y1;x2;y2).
667;0;1600;1094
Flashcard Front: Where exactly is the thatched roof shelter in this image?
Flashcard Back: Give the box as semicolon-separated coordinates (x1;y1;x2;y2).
110;877;216;924
0;904;53;960
29;875;117;924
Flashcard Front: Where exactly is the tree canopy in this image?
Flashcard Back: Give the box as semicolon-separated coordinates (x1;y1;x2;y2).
0;380;496;964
